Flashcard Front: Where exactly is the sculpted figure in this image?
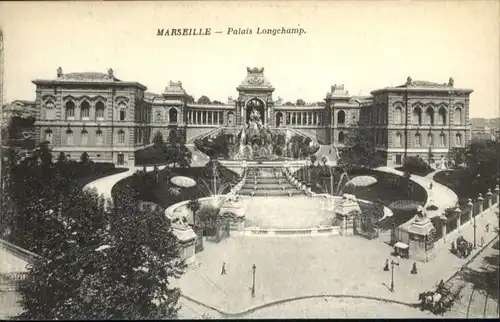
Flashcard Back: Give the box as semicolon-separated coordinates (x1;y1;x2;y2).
57;66;63;77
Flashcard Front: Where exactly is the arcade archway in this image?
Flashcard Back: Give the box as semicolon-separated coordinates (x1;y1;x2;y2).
245;98;266;124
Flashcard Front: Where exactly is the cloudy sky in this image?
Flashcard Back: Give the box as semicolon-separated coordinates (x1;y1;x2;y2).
1;0;498;118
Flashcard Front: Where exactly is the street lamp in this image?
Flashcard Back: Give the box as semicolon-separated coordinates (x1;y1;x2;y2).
251;264;256;297
390;260;399;292
467;198;474;247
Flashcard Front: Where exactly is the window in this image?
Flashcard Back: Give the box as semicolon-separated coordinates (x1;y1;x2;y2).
396;132;403;147
413;107;422;125
96;101;105;120
169;108;178;123
81;130;88;145
45;130;53;143
118;102;127;121
415;133;421;147
81;101;90;119
427;133;434;146
65;101;75;120
455;133;462;146
118;130;125;144
394;107;402;124
337;110;346;124
426;107;435;125
66;130;73;144
438;107;447;125
338;131;345;143
454;107;462;125
45;101;55;120
439;133;446;147
396;154;402;165
96;130;103;145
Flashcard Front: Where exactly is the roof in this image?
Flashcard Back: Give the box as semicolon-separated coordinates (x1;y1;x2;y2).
11;100;35;106
32;68;147;90
187;103;235;109
237;67;274;91
371;77;473;94
164;81;188;96
326;84;351;99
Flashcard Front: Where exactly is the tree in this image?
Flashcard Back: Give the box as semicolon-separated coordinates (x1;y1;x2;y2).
197;95;211;104
186;198;201;228
167;129;192;168
339;127;384;170
296;99;306;106
17;186;186;319
57;152;68;163
427;145;434;165
465;138;500;194
153;131;164;147
284;101;295;106
80;152;90;164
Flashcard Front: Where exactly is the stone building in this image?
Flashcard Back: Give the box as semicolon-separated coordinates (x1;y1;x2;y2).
32;68;150;166
360;77;473;167
28;68;472;167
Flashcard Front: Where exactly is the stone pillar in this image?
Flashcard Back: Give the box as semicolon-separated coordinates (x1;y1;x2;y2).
467;198;474;223
408;216;437;262
477;193;484;214
440;217;447;241
487;189;493;209
495;185;500;205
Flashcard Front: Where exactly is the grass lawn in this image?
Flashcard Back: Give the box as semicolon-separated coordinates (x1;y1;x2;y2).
77;167;129;187
113;164;238;209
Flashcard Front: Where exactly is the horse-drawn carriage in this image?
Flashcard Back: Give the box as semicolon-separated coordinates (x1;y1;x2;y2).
418;280;465;315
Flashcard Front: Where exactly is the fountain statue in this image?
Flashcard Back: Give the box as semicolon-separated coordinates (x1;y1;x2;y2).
234;107;276;160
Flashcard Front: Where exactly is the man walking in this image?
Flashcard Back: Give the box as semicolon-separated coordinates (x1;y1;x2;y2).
221;262;227;275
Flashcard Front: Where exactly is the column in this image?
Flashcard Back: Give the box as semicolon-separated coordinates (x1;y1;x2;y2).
477;193;484;214
467;198;473;223
193;111;197;124
456;211;461;228
495;185;500;204
487;189;493;209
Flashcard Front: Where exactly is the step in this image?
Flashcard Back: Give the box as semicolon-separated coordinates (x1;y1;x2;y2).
239;190;304;196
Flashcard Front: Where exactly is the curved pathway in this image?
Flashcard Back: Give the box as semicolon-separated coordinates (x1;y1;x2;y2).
376;166;458;216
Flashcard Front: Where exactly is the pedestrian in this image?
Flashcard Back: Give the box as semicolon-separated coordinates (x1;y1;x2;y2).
221;262;227;275
450;241;456;254
486;224;490;232
480;236;485;247
429;182;433;190
411;262;418;275
384;259;389;271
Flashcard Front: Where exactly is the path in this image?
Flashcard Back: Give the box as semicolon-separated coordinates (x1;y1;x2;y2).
376;167;458;218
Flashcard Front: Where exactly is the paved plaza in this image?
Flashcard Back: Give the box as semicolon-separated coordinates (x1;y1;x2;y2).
175;205;499;317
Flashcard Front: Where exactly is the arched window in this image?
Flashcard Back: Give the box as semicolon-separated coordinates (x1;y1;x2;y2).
81;101;90;119
427;133;434;146
438;107;447;125
81;130;88;145
455;133;462;146
66;129;73;145
96;130;103;145
454;107;462;125
45;130;53;143
394;106;402;124
169;108;178;123
338;131;345;143
396;132;403;147
337;110;346;125
439;133;446;147
227;111;235;126
118;130;125;144
425;107;435;125
95;101;105;120
45;101;55;120
118;102;127;121
65;101;75;120
413;107;422;125
415;133;421;147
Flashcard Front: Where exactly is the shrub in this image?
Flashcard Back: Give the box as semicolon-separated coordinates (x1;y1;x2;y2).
388;200;422;211
397;156;434;176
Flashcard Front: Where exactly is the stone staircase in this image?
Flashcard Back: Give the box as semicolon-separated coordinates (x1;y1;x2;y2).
239;167;304;197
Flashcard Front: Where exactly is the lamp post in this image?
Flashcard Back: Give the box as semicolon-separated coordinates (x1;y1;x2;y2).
390;259;399;292
251;264;256;297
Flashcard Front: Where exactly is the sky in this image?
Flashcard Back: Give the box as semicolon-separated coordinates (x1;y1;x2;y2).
0;0;499;118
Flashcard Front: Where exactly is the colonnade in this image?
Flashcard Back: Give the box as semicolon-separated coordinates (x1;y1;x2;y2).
281;111;322;126
187;110;224;125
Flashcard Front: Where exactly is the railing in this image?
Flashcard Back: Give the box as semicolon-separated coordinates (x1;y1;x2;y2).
243;226;340;237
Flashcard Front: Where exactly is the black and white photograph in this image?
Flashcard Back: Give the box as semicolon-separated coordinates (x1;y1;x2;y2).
0;0;499;319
